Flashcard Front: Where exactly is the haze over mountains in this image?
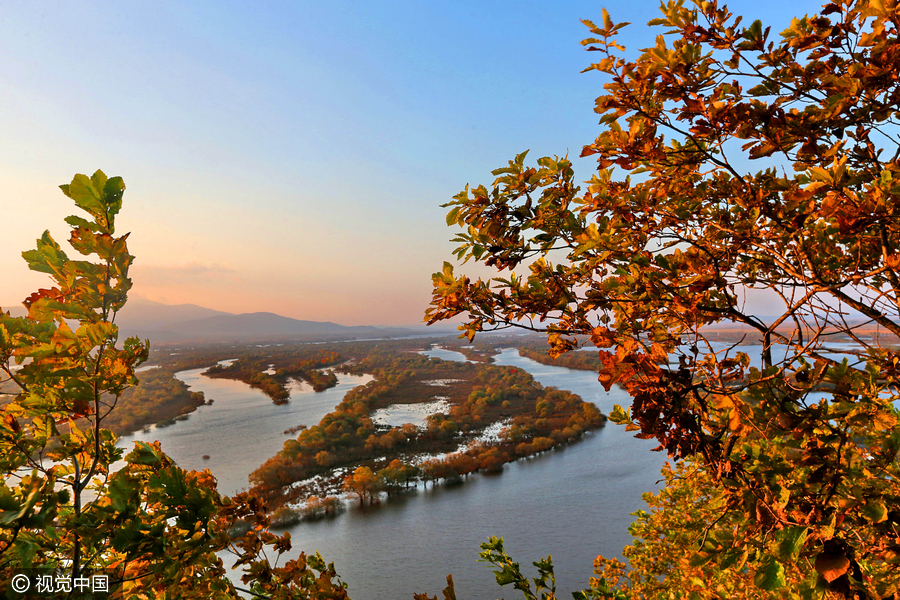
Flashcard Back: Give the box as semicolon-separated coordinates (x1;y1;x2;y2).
5;297;875;343
3;298;432;342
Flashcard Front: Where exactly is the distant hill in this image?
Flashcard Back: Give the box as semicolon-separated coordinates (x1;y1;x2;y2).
168;312;383;338
1;298;227;327
117;298;231;330
2;298;424;342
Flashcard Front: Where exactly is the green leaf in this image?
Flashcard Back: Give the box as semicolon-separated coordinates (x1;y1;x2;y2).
107;472;138;513
655;254;670;269
446;206;461;226
128;441;165;465
102;175;126;220
64;214;101;232
76;321;117;347
62;173;104;218
775;526;808;561
90;169;108;194
746;19;762;41
495;564;519;586
754;554;786;590
861;499;888;523
609;404;630;425
22;231;68;277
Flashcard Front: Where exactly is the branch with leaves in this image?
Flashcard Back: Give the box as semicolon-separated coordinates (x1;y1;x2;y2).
426;1;900;597
0;171;350;599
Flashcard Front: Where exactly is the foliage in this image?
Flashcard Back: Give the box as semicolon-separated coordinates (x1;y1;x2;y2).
516;343;604;372
0;171;349;598
250;349;604;509
342;466;380;507
205;360;291;403
418;537;628;600
478;536;558;600
104;368;207;435
593;458;813;598
426;1;900;597
204;350;343;403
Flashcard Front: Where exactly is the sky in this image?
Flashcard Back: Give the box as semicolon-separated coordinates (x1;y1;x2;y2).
1;0;825;327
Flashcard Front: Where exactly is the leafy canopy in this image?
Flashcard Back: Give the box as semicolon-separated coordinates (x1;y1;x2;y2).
426;0;900;598
0;171;349;599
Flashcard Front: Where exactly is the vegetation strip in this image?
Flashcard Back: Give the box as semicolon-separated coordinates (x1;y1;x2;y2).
250;344;605;514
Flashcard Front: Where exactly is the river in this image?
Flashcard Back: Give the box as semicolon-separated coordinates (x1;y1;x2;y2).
118;348;668;599
120;366;374;497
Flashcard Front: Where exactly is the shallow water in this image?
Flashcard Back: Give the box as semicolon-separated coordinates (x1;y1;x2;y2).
119;349;667;599
369;398;451;428
118;369;373;496
277;348;667;599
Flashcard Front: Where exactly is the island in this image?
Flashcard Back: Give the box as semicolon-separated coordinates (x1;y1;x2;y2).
247;340;606;520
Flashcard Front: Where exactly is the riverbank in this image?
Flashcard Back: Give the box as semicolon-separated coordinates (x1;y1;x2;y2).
114;338;459;436
249;346;606;511
203;349;343;403
434;337;604;372
116;344;666;600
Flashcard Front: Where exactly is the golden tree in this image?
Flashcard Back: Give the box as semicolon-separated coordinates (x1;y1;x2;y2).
427;1;900;597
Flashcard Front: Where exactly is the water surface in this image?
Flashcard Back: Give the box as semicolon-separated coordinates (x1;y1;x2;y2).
119;369;373;496
120;349;667;599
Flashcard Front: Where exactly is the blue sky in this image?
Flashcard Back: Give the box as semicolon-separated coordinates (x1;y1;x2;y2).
1;0;823;325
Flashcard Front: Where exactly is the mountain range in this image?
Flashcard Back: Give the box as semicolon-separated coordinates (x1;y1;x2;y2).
2;298;433;342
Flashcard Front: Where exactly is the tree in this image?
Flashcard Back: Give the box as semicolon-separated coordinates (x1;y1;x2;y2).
342;466;380;507
0;171;349;599
426;1;900;597
593;458;811;598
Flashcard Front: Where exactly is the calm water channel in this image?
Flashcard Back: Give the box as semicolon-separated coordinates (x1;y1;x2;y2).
118;349;667;600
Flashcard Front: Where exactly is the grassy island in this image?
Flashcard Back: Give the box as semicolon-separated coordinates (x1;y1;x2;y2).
248;344;606;512
109;368;209;434
203;349;344;403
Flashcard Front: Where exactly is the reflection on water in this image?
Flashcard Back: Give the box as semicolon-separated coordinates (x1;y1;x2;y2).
278;348;667;600
119;349;666;600
117;370;373;496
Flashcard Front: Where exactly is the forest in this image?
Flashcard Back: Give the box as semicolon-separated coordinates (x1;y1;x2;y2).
0;367;206;438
